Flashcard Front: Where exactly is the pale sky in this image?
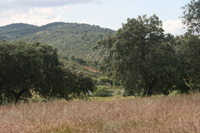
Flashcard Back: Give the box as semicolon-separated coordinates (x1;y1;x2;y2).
0;0;190;35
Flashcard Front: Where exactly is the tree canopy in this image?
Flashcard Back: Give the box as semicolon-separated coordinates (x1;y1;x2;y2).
182;0;200;33
97;15;189;96
181;0;200;90
176;34;200;91
0;41;96;103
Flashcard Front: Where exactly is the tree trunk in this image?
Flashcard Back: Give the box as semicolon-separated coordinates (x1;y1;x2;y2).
142;83;150;97
10;90;26;104
14;94;21;104
147;84;152;97
163;88;169;96
142;88;147;97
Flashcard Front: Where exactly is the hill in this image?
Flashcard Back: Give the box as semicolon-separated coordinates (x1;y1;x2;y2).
0;22;115;61
0;23;38;40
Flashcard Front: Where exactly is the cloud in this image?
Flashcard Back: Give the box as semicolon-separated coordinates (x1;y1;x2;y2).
0;0;101;9
163;19;187;35
80;19;89;24
0;7;66;26
0;0;102;26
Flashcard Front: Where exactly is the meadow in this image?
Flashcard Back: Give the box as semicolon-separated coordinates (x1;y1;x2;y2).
0;93;200;133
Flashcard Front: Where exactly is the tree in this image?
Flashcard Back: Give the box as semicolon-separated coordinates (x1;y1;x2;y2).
97;15;181;96
32;42;62;97
181;0;200;91
75;72;96;97
176;34;200;91
182;0;200;33
0;41;44;103
0;41;96;103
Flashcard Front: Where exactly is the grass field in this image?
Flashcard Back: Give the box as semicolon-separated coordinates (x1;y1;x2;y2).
0;93;200;133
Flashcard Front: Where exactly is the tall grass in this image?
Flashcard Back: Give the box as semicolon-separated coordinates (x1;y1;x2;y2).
0;93;200;133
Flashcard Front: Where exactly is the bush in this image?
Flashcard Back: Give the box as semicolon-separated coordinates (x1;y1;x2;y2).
97;76;113;85
91;86;114;97
27;90;47;103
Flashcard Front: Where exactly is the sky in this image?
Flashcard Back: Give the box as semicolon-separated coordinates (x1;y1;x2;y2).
0;0;190;35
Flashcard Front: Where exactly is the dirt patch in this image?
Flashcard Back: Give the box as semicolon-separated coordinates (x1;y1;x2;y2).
82;65;100;73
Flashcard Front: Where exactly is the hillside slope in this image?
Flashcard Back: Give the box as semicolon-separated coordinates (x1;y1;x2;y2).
0;22;115;61
0;23;38;40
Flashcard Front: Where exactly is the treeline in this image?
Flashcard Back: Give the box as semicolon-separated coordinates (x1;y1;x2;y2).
0;41;96;104
96;0;200;96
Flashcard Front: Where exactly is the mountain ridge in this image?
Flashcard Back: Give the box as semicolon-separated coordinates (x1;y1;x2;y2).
0;22;115;61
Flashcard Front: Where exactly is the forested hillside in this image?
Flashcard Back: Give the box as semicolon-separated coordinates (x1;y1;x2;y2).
0;22;115;61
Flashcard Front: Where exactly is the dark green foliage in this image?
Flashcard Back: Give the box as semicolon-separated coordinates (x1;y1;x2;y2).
0;41;96;103
0;41;44;102
181;0;200;91
75;72;96;96
182;0;200;33
176;34;200;91
0;22;115;61
97;15;186;96
97;76;113;86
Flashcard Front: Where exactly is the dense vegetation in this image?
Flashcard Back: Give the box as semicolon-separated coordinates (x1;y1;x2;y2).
182;0;200;33
0;41;96;103
0;0;199;104
0;0;199;132
0;22;114;61
96;0;200;96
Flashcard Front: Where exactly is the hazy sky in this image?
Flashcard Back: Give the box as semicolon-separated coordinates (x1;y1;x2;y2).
0;0;190;35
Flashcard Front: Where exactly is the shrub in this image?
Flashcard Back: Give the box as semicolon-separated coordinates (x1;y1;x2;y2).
91;86;114;97
97;76;113;86
27;90;47;103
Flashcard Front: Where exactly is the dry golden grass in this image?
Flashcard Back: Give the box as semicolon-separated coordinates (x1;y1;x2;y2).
0;93;200;133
